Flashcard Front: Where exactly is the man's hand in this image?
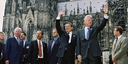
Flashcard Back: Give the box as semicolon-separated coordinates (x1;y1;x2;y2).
112;58;117;63
5;60;9;64
57;10;66;18
78;55;82;62
75;59;78;64
103;4;108;16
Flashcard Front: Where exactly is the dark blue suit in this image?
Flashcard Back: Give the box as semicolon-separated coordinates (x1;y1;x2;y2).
0;42;5;64
47;37;60;64
22;41;30;64
77;18;108;64
4;37;23;64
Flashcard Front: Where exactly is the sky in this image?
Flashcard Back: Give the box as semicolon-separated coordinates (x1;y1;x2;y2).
0;0;6;31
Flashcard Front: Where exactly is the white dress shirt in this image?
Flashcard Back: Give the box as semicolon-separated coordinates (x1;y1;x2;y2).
117;35;122;41
68;31;72;43
23;40;26;47
37;39;43;58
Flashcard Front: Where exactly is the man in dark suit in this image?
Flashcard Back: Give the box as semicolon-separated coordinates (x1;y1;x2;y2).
28;30;48;64
47;29;60;64
56;10;77;64
77;4;108;64
0;32;5;64
20;32;30;64
4;27;23;64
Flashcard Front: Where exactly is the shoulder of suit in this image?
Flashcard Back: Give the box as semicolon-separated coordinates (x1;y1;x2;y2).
43;42;47;45
30;40;37;43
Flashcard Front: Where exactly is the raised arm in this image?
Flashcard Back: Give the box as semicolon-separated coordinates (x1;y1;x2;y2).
97;4;109;32
56;10;66;36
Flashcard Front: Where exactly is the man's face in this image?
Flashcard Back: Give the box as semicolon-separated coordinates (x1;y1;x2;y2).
20;33;26;40
37;31;43;40
65;24;73;33
84;17;92;27
113;28;118;36
52;29;59;38
14;28;21;37
0;34;4;40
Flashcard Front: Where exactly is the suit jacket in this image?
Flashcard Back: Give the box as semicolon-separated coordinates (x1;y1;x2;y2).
77;18;108;60
47;37;60;64
28;40;48;64
23;41;30;58
4;37;23;64
56;20;77;61
0;42;5;60
112;36;128;64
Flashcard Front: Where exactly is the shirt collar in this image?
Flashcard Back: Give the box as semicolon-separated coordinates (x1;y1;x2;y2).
54;37;59;41
14;35;19;39
37;39;42;43
68;31;72;35
85;26;90;29
117;35;122;40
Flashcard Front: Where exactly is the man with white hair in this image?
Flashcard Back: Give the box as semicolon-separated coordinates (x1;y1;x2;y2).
4;27;23;64
77;4;109;64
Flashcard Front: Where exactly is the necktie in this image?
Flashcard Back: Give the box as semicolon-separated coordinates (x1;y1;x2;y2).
87;28;90;48
86;28;90;40
39;40;42;57
0;50;3;60
17;38;20;45
51;39;55;51
114;37;118;48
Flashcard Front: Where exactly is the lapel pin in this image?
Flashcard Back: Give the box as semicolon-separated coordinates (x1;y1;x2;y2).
73;35;75;37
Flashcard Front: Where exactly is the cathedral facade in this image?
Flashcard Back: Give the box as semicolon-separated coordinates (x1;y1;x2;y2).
3;0;58;43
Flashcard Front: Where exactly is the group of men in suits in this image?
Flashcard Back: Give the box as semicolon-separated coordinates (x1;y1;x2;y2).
1;4;128;64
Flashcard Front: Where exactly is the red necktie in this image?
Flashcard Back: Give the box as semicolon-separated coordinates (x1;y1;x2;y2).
39;40;42;57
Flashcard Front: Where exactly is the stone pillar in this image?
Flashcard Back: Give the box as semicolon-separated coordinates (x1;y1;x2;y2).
32;10;38;40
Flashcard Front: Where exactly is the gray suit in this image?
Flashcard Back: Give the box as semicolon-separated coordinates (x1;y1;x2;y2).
112;36;128;64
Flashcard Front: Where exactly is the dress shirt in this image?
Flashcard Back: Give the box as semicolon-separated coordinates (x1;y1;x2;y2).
117;35;122;41
23;40;26;47
37;39;43;58
68;31;72;43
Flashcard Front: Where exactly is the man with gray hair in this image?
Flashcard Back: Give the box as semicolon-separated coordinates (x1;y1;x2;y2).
77;4;109;64
4;27;23;64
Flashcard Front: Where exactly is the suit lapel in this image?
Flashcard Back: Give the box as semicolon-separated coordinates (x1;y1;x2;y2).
89;27;93;40
13;37;19;46
71;33;76;42
36;40;38;51
115;36;123;49
81;28;85;40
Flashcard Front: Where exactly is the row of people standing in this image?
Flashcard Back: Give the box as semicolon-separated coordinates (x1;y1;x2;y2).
1;4;107;64
1;4;128;64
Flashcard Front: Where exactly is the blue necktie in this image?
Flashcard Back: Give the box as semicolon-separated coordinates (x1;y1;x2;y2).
114;37;118;48
87;28;90;40
87;28;90;48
